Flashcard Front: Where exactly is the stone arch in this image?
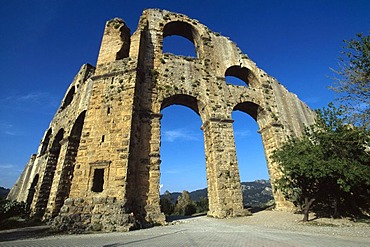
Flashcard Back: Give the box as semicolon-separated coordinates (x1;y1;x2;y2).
231;102;271;201
161;94;200;114
26;174;39;206
34;128;64;217
232;101;270;143
233;101;261;121
157;94;249;218
162;21;201;58
225;66;258;88
9;10;317;231
52;111;86;216
159;94;206;214
232;101;286;206
156;92;208;125
40;128;52;156
61;86;75;110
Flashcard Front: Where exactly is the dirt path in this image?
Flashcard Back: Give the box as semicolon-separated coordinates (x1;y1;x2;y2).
225;210;370;238
0;210;369;246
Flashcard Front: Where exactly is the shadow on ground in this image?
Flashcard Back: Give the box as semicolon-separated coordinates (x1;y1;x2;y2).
166;212;207;222
0;225;51;242
246;205;275;214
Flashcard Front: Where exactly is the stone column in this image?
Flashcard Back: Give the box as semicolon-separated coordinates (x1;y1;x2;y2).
258;123;294;210
201;118;248;218
32;130;64;219
145;113;165;224
6;154;36;202
96;18;130;69
43;137;69;220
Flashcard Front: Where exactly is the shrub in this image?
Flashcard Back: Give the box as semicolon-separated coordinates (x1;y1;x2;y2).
0;199;29;222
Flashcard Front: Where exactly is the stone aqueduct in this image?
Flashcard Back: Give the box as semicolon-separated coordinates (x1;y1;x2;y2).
8;9;315;231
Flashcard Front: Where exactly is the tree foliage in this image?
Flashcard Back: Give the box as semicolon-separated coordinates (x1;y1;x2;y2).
195;197;209;214
0;199;29;223
271;104;370;221
331;32;370;128
173;191;197;216
160;190;209;216
160;190;175;216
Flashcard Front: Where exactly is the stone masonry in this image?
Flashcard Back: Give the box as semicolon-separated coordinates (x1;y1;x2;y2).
7;9;315;232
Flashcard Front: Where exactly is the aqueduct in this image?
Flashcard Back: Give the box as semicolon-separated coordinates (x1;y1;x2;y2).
8;9;315;231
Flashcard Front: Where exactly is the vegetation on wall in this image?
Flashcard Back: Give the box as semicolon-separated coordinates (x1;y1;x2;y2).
272;33;370;222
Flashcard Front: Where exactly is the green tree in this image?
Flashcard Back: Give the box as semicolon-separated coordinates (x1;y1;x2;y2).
173;191;196;216
0;199;29;223
272;104;370;221
195;196;209;214
330;32;370;128
160;190;174;216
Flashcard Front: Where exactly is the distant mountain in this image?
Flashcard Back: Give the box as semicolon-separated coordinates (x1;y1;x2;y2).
0;187;10;199
241;180;274;207
161;179;274;207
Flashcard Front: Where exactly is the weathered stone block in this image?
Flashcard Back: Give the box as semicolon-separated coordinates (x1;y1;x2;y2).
60;205;69;214
91;222;102;231
64;198;74;206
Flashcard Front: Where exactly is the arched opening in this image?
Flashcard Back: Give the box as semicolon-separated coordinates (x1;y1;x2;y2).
52;111;86;216
40;129;52;156
115;24;130;60
26;174;39;206
61;86;75;110
232;102;273;209
163;21;198;57
160;95;208;219
225;66;256;88
163;36;197;57
226;75;248;87
161;94;199;114
35;128;64;217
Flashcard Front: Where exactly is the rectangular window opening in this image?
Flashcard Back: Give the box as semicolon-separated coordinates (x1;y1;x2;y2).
92;168;104;192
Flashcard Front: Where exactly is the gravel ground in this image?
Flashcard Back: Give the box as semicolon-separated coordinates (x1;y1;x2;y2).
224;210;370;238
0;210;369;246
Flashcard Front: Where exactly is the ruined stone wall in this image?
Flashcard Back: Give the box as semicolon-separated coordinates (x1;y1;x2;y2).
141;9;315;214
7;64;95;218
6;154;36;202
9;9;316;232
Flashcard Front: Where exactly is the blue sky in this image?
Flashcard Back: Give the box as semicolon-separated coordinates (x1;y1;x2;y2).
0;1;369;192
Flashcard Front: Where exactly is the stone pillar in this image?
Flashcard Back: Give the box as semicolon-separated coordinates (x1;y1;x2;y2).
258;123;294;210
6;154;36;202
32;129;64;218
201;118;248;218
43;137;69;220
96;18;130;68
145;113;165;224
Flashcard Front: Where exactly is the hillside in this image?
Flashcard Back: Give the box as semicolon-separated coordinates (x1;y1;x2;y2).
162;179;274;207
241;180;274;207
0;187;10;199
